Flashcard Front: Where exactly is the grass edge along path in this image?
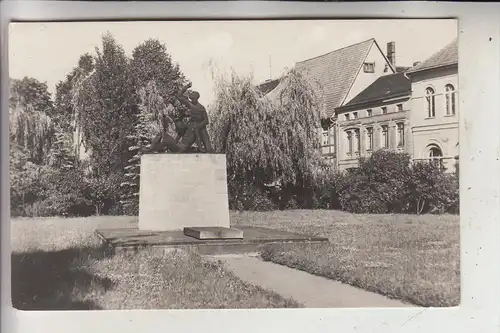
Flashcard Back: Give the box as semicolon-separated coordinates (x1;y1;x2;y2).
232;210;460;308
11;216;302;310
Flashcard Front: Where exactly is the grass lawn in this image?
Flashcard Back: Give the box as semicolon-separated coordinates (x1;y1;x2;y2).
231;210;460;307
10;216;300;310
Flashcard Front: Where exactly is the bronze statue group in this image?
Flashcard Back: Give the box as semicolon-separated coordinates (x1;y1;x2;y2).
140;82;213;155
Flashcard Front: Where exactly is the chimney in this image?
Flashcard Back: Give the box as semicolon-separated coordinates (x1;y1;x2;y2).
387;41;396;68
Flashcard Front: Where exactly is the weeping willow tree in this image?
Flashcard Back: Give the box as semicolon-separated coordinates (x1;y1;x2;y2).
209;68;326;207
9;102;54;165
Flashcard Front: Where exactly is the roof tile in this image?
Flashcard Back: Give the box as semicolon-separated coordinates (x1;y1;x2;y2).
294;38;375;117
340;73;411;109
407;38;458;73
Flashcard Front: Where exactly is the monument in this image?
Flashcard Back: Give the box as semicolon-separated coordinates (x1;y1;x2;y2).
95;83;328;253
139;83;242;240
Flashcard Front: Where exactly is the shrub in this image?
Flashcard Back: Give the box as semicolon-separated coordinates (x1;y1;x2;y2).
311;169;343;210
34;166;92;217
337;150;411;214
407;161;459;214
228;178;277;211
336;150;459;215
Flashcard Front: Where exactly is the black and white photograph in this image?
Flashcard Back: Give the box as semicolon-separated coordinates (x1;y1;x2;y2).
8;19;459;310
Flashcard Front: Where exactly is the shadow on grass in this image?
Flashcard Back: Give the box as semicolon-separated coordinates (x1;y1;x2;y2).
11;245;116;310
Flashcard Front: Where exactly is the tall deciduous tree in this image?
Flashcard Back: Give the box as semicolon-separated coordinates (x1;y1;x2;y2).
210;69;324;190
54;53;94;133
10;77;54;116
9;77;56;164
130;38;187;109
75;32;137;177
70;33;137;213
119;39;189;213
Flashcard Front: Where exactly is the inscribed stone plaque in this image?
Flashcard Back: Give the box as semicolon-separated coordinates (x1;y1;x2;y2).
138;154;230;231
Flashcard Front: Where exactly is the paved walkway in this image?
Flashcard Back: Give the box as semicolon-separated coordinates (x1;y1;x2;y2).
206;254;415;308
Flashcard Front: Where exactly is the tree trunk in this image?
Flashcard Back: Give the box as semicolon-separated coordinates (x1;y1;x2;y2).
416;197;425;215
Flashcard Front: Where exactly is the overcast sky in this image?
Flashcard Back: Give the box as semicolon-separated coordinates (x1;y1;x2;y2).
9;19;457;106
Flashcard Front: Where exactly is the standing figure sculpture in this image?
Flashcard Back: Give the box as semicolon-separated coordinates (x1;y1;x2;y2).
141;83;213;154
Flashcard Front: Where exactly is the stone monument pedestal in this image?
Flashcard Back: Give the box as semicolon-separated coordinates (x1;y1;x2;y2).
138;153;231;232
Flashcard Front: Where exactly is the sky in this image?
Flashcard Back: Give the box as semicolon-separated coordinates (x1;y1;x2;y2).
9;19;457;106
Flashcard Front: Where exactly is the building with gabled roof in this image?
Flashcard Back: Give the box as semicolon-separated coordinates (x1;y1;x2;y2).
405;38;459;172
256;38;459;173
257;38;397;164
293;38;396;119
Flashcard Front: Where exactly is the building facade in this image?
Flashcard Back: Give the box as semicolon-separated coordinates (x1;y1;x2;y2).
405;38;459;172
258;38;397;166
256;37;459;173
335;72;412;170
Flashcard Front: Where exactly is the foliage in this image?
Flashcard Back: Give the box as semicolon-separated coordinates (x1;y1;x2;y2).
120;82;169;214
54;53;94;134
9;144;45;216
75;32;137;178
210;69;324;211
338;150;411;214
10;77;54;117
10;143;93;217
86;172;122;216
33;167;92;217
227;178;278;211
335;150;459;214
120;39;188;213
129;38;187;109
311;167;343;210
47;125;76;170
407;162;459;214
9;96;55;165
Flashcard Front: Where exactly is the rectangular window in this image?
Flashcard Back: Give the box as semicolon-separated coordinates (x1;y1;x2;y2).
367;109;372;117
345;113;350;121
322;131;328;146
381;125;389;148
366;127;373;151
397;104;403;112
382;107;387;114
355;129;360;153
347;131;353;155
353;112;358;119
397;123;405;147
363;62;375;73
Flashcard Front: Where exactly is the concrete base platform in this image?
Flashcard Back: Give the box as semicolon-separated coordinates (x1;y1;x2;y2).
183;227;243;240
95;225;329;255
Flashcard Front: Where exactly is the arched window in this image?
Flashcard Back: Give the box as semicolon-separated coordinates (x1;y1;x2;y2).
445;84;456;116
425;87;436;118
427;144;444;170
429;146;443;158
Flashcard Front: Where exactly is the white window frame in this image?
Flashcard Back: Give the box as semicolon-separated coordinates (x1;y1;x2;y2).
397;122;405;147
381;125;389;148
444;84;457;116
366;127;374;151
425;87;436;118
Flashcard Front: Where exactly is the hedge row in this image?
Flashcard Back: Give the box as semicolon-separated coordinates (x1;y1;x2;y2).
229;150;459;215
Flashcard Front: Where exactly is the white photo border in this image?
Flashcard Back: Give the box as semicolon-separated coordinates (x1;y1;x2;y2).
1;2;499;333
